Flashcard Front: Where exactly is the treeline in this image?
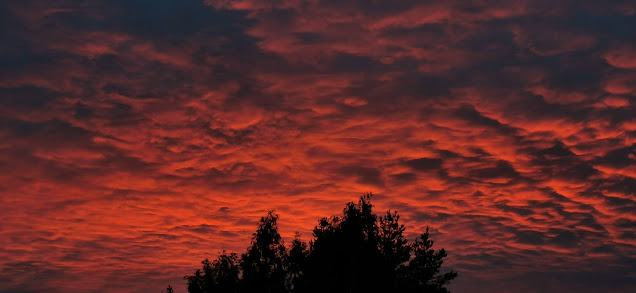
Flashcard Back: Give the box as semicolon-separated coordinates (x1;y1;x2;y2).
171;194;457;293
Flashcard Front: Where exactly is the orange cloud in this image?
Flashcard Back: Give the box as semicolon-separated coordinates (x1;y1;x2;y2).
1;1;635;293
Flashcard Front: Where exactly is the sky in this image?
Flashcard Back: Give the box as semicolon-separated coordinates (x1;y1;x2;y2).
1;0;635;292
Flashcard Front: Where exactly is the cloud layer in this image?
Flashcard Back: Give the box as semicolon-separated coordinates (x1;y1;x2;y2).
1;0;635;292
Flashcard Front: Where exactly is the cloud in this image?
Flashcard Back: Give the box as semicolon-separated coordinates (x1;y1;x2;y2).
403;157;443;172
0;0;635;293
604;46;636;69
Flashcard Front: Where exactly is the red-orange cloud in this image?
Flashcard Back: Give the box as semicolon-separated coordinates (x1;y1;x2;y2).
1;1;635;293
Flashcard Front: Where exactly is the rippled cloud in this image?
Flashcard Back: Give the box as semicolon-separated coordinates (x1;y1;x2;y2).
1;0;635;292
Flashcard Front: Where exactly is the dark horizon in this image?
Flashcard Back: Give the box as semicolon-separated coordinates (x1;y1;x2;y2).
1;0;635;292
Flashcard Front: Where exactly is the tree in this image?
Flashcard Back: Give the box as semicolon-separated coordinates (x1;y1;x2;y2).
183;252;239;293
285;232;308;292
181;193;457;293
240;210;287;293
303;194;386;293
211;252;240;293
379;210;412;289
185;267;205;293
401;228;458;293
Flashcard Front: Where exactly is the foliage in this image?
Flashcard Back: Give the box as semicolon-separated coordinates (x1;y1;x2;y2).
184;252;239;293
178;193;457;293
240;210;287;293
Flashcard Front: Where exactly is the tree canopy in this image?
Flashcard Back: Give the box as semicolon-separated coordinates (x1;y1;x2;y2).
175;193;457;293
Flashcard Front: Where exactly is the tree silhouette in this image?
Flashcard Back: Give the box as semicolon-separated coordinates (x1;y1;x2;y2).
184;252;239;293
303;194;385;292
285;232;308;292
240;210;287;293
379;210;411;289
400;229;458;293
184;266;204;293
177;193;457;293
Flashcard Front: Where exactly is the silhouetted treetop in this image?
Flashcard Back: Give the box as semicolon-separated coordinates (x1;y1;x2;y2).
178;193;457;293
241;210;287;293
184;252;239;293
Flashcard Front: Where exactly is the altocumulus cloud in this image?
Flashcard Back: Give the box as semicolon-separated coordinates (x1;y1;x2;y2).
0;0;635;292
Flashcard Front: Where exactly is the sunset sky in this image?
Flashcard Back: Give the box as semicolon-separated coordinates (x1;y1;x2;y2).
1;0;636;292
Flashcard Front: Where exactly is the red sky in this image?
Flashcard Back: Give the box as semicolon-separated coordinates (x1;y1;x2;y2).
1;1;635;292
